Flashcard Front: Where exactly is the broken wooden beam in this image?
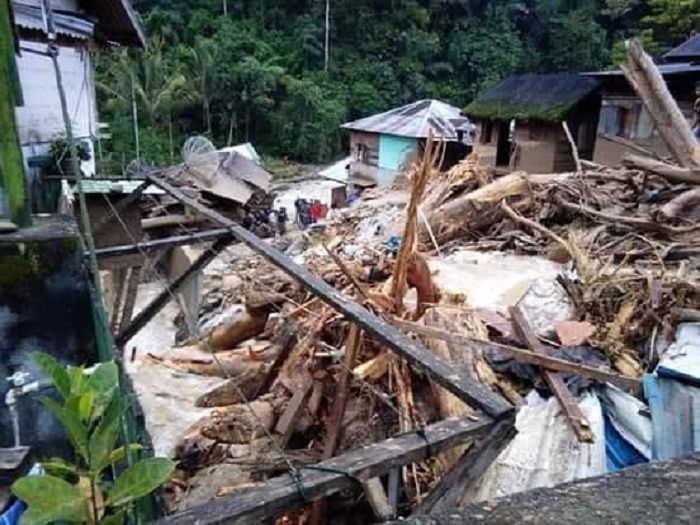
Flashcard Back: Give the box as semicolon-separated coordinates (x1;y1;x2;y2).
148;174;512;418
413;419;516;514
393;319;641;390
91;227;232;260
309;325;362;525
274;386;312;448
362;478;395;521
156;413;502;525
510;306;594;443
115;237;232;347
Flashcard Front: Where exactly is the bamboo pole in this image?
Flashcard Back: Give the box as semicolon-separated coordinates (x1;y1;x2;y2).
0;0;30;226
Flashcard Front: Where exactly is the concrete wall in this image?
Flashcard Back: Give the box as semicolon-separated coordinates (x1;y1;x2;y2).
15;39;98;177
0;217;96;456
378;134;417;171
511;122;574;173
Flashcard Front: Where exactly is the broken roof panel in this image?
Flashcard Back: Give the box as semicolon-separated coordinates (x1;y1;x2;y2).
341;99;473;143
465;74;601;122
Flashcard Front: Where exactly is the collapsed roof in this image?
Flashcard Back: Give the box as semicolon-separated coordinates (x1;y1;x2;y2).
341;99;473;143
465;73;601;122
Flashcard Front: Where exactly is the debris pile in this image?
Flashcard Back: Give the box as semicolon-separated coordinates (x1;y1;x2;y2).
127;42;699;523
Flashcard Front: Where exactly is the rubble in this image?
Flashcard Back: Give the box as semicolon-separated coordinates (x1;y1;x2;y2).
114;43;700;525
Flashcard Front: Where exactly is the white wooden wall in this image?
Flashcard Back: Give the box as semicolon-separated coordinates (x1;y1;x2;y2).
15;39;97;176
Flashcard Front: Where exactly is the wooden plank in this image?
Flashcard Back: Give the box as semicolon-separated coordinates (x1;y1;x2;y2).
92;228;232;259
309;325;362;524
148;175;512;419
510;306;594;443
393;319;640;390
110;268;127;332
413;420;515;514
274;386;311;448
362;478;395;521
115;237;232;346
156;413;499;525
118;266;142;333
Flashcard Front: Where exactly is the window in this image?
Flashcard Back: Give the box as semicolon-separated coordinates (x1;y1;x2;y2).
355;143;367;163
480;121;493;144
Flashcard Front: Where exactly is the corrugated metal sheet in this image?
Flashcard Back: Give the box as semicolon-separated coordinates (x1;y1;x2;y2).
342;99;473;143
12;1;94;41
664;33;700;62
12;0;145;48
587;62;700;77
643;323;700;461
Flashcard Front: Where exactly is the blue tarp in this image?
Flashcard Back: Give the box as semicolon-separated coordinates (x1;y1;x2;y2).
603;411;647;471
0;500;24;525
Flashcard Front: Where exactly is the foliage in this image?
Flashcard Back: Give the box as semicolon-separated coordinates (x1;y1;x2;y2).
95;0;700;172
11;353;175;525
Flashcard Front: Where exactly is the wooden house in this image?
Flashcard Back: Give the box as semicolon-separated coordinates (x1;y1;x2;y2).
11;0;145;179
465;74;601;173
586;34;700;166
341;99;474;186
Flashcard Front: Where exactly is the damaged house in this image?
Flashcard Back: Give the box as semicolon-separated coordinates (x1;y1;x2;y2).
466;73;601;173
341;99;474;186
586;32;700;165
11;0;145;183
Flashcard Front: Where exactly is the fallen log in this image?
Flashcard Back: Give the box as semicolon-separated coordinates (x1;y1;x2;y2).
658;187;700;221
418;172;572;245
622;153;700;185
622;39;700;170
205;307;271;352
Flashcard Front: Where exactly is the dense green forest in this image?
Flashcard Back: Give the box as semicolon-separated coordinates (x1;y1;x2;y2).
96;0;699;173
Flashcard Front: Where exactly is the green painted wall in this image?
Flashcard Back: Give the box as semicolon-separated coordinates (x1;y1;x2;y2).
378;134;417;171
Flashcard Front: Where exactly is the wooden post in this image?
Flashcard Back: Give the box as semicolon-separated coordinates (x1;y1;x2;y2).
510;306;594;443
0;0;30;226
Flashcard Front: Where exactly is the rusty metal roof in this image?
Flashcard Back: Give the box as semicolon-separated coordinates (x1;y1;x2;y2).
342;99;474;143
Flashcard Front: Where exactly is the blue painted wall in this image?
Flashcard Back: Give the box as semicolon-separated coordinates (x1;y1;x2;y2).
378;134;417;171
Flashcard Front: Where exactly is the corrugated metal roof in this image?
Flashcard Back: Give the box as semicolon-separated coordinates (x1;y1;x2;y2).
13;1;95;41
341;99;474;142
663;33;700;62
587;62;700;77
11;0;145;48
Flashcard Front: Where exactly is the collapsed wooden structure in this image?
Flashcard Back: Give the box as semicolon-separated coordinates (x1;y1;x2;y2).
84;39;699;523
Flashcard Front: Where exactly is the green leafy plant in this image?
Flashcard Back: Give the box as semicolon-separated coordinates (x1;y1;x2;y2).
11;352;175;525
